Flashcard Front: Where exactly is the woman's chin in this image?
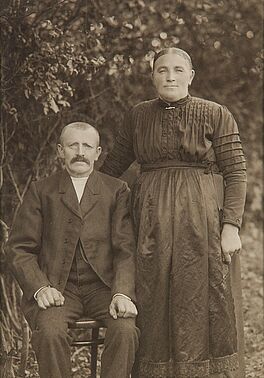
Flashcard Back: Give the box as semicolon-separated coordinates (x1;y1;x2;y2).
161;93;184;103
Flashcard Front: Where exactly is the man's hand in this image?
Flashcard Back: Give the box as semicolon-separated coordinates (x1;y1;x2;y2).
109;295;138;320
221;223;242;265
36;286;65;310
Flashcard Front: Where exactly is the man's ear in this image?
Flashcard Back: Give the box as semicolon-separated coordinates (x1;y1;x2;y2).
95;146;102;161
57;144;64;159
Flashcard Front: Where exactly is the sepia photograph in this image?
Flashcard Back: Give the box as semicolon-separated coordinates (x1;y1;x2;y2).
0;1;263;377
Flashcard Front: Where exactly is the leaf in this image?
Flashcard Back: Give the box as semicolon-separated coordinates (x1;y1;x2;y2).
49;97;59;113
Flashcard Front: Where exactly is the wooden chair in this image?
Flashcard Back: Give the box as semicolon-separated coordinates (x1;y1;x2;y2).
69;318;105;378
18;318;105;378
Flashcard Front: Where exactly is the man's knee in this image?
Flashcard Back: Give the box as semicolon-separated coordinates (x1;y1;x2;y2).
106;318;140;344
31;308;70;347
33;320;68;344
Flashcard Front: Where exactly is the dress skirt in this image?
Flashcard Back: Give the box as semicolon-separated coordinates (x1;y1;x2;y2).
131;167;244;378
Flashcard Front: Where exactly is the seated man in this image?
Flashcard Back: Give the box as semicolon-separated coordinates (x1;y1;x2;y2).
6;122;139;378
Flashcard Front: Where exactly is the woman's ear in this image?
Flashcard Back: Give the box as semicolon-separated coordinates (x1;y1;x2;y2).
189;69;195;85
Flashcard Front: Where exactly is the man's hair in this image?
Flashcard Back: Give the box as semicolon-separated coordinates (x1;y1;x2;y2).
59;122;100;145
153;47;193;70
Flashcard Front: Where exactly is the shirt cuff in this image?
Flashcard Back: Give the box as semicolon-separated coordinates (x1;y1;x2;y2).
222;216;241;229
112;293;132;301
33;285;50;300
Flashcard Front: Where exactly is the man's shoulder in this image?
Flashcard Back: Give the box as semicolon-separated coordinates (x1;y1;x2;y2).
31;171;63;192
95;170;128;190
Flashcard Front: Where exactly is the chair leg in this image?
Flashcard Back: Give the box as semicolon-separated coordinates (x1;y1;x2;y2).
90;328;99;378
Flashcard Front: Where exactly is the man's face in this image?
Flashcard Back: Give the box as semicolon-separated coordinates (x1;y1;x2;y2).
152;53;195;103
57;127;102;177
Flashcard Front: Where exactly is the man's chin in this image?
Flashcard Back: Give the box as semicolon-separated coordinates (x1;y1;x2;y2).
68;164;92;177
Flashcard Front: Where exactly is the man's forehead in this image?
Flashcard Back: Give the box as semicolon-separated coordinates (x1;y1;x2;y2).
61;127;99;143
63;127;95;135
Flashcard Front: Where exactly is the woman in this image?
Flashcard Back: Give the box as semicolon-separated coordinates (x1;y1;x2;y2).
100;47;247;378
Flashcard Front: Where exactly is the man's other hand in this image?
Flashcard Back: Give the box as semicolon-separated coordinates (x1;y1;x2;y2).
109;295;138;320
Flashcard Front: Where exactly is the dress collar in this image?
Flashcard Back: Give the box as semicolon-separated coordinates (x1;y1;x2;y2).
158;94;191;109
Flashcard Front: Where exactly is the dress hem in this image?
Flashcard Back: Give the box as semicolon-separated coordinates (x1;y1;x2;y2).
137;352;239;377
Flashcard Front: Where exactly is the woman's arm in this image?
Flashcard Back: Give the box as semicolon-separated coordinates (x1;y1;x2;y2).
100;109;136;177
213;106;247;263
213;106;247;229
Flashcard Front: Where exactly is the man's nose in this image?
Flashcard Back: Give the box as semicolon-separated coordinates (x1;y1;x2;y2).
77;145;85;156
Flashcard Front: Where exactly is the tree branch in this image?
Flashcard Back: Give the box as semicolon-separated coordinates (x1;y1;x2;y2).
11;114;62;225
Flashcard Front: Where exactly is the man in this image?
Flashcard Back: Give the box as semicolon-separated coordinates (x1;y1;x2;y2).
6;122;140;378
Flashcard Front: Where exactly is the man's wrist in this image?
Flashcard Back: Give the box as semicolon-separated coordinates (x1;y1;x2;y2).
112;293;132;301
33;285;50;300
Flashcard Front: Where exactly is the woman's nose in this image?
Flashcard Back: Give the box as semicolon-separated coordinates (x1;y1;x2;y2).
167;71;175;81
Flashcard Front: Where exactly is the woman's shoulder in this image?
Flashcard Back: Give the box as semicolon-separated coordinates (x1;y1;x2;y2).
190;95;224;111
191;96;234;114
130;98;159;113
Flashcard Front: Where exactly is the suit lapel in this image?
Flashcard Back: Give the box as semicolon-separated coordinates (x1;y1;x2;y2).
80;170;101;219
59;171;82;219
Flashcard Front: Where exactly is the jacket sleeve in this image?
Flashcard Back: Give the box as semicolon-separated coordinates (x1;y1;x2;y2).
100;109;136;177
213;106;247;229
6;182;51;300
110;182;136;302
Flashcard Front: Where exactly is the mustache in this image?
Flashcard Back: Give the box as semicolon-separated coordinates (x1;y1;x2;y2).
71;156;90;164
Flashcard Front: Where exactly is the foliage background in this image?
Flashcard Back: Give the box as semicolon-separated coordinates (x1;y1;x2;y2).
0;0;263;376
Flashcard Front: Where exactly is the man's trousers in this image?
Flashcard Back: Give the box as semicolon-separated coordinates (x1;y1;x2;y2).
25;247;140;378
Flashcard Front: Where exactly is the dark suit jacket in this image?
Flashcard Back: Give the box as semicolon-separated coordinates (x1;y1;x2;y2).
6;169;136;315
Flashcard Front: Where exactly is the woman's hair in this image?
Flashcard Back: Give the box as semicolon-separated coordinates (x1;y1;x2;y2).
153;47;193;70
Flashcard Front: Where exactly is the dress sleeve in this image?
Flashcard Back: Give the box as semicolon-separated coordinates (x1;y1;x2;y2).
100;109;136;177
213;106;247;229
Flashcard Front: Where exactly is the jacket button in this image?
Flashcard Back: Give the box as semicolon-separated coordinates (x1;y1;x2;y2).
68;218;73;223
64;238;68;244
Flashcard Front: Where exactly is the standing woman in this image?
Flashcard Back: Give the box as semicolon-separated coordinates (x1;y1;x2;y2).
100;48;247;378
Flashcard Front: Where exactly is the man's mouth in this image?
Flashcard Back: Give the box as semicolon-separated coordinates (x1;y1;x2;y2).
71;157;90;164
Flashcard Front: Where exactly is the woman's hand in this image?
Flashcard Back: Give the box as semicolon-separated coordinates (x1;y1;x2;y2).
221;223;242;264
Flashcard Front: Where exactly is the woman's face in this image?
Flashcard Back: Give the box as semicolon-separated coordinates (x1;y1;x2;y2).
152;53;195;102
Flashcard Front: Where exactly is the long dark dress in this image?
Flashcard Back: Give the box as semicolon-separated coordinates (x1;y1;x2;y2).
100;95;247;378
